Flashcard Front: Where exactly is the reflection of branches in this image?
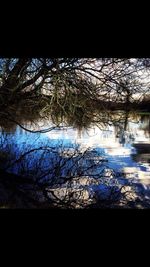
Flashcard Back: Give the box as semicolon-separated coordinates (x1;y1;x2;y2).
2;112;63;133
0;142;108;207
3;146;57;171
0;149;148;209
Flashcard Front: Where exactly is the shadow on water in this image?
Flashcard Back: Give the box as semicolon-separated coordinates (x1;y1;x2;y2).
0;102;150;208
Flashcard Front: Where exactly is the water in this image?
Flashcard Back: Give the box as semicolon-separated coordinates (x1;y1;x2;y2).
45;117;150;182
0;111;150;203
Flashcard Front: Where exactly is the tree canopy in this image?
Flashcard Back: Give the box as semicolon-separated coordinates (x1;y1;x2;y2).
0;58;149;101
0;58;150;131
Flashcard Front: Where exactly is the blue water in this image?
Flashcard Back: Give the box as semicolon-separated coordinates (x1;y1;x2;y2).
0;117;150;182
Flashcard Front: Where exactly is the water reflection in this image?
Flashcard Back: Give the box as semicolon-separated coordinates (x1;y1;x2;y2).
0;110;150;207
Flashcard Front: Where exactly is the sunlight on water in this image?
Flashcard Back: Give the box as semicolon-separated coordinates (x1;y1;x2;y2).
0;112;150;194
43;118;150;182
